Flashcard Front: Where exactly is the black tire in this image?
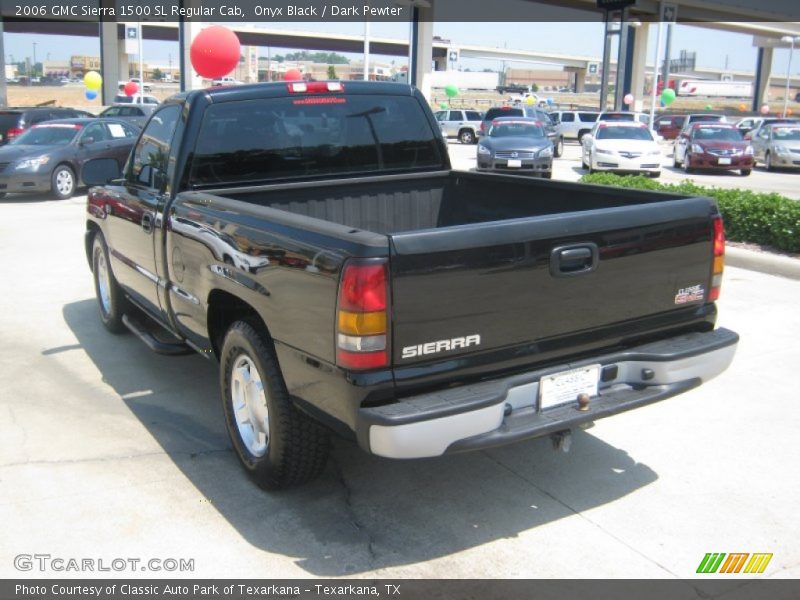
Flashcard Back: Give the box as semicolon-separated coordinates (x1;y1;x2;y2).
220;321;330;490
0;192;6;199
51;164;76;199
649;171;662;179
683;154;694;174
91;231;130;334
553;137;564;158
458;129;476;145
765;152;775;172
541;171;553;179
577;130;590;143
740;168;752;177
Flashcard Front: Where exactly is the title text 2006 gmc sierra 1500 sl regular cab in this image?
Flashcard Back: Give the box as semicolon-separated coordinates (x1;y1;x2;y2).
83;81;738;490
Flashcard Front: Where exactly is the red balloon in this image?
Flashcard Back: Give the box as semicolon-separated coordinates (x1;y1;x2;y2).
124;81;139;97
284;69;303;81
190;26;241;79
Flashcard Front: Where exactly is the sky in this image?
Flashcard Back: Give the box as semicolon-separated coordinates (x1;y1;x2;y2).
3;21;797;76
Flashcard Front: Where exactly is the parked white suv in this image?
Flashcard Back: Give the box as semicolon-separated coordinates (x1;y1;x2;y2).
550;110;600;142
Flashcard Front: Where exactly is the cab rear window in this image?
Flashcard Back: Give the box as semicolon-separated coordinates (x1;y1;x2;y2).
189;94;444;187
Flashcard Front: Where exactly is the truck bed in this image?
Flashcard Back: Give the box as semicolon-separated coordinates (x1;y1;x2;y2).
220;170;699;235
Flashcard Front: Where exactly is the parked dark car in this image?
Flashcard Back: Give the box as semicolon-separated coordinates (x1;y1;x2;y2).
0;118;139;199
673;123;753;176
476;117;553;177
82;81;737;490
654;114;686;140
479;106;562;156
0;107;95;146
99;104;158;128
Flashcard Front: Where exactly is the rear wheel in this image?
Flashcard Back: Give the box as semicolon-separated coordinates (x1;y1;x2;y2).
458;129;476;144
577;130;590;143
649;171;662;179
0;192;6;199
765;152;775;171
542;171;553;179
740;168;752;177
683;154;694;174
51;164;75;199
92;232;129;334
220;321;330;490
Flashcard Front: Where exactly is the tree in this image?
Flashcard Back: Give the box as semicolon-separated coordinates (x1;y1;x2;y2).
327;65;338;80
531;83;539;93
152;68;163;81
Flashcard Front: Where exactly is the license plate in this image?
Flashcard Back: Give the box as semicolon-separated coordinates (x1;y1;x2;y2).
717;157;731;165
539;364;600;410
506;159;522;168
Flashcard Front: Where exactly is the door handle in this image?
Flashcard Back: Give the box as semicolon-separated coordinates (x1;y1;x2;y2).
141;212;154;234
550;243;599;277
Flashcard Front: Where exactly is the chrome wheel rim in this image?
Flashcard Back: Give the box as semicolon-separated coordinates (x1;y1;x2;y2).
56;169;73;196
230;354;269;457
96;247;112;315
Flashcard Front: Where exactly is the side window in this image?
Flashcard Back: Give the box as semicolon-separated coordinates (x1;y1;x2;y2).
434;111;446;122
106;121;137;139
29;113;50;125
561;113;575;123
81;122;110;142
128;105;181;189
465;111;481;121
579;113;599;123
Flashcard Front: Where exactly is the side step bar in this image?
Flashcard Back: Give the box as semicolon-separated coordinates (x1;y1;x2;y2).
122;314;194;356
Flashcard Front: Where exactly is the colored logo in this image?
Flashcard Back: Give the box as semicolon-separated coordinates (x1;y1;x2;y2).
696;553;773;574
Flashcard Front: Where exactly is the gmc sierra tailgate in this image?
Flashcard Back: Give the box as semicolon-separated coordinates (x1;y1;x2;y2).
388;196;717;374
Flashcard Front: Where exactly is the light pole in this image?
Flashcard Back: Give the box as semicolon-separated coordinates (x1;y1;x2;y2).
781;36;799;118
32;43;37;77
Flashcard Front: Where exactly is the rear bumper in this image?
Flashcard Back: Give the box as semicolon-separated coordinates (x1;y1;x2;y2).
357;327;738;459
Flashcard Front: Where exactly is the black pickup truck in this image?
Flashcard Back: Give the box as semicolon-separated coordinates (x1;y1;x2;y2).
83;81;738;490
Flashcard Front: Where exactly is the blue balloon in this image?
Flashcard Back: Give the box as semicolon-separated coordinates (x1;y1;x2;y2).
546;97;554;105
85;89;98;100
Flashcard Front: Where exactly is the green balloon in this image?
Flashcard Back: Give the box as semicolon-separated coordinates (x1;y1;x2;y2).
705;104;713;110
439;102;448;109
444;84;459;98
661;88;676;105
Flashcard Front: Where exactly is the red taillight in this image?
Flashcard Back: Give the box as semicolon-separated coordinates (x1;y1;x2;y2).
6;127;24;139
709;216;725;302
336;259;389;371
287;81;343;94
479;121;486;132
339;263;387;313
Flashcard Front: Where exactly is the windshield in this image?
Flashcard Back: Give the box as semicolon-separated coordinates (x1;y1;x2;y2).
10;124;80;145
485;108;523;121
773;127;800;141
0;113;22;132
600;113;635;121
489;122;545;138
692;127;742;141
190;94;444;186
596;126;653;141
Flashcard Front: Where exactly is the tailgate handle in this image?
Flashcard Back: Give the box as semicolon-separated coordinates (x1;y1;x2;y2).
550;243;598;277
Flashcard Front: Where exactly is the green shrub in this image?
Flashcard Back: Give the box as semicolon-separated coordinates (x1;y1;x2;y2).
580;173;800;253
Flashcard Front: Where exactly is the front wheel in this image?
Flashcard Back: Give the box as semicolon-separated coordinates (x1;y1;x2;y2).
765;152;775;172
92;232;130;333
740;168;752;177
683;154;694;174
553;137;564;158
51;164;76;199
220;321;330;490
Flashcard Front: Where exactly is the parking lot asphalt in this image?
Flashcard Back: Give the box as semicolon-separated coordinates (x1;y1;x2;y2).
448;139;800;200
1;190;798;582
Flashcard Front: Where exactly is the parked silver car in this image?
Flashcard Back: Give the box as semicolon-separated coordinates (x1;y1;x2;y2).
434;108;483;144
750;123;800;170
549;110;600;142
476;117;554;178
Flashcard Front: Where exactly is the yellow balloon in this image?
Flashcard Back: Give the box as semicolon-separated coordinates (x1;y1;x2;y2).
525;95;535;105
84;71;103;91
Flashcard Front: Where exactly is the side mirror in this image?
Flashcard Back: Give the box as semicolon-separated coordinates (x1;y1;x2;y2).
744;132;752;140
82;158;122;186
80;137;94;146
